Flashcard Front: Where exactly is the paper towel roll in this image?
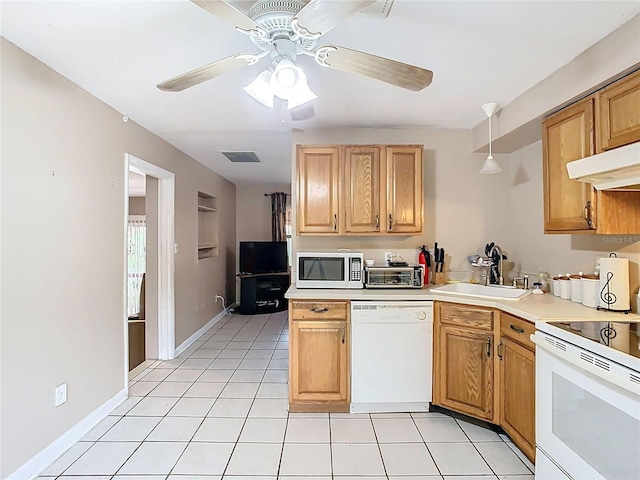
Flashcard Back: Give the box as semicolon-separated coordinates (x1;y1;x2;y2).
599;256;630;311
610;322;630;354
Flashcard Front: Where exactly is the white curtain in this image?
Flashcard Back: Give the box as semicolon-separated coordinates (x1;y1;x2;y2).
127;216;146;317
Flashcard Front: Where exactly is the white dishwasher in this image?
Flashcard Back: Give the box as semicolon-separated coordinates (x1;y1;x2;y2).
350;301;433;413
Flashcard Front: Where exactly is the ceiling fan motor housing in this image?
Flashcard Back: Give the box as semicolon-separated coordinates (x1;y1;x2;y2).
248;0;317;53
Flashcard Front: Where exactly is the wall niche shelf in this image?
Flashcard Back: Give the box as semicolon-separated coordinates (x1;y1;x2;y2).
197;192;218;259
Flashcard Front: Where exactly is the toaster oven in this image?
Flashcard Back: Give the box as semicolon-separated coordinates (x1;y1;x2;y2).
364;265;424;288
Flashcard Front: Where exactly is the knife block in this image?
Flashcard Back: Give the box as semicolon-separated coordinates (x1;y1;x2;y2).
433;272;446;285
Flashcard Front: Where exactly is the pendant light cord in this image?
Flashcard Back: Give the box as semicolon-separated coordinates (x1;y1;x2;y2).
488;113;492;158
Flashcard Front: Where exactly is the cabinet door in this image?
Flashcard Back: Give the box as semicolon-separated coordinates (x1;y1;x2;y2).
499;336;535;463
598;69;640;152
344;146;382;233
542;97;597;233
435;323;494;421
297;146;340;234
290;320;348;402
386;146;423;233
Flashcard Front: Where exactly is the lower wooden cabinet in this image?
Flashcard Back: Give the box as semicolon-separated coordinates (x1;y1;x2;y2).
433;302;536;463
499;312;536;463
433;302;495;421
289;300;350;412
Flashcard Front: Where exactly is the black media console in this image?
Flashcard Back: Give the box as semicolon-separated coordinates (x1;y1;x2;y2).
238;272;290;315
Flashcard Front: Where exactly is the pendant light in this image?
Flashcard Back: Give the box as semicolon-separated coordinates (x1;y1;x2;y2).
480;102;502;174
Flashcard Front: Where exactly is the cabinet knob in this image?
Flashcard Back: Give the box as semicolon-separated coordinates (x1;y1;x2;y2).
497;340;503;361
388;214;393;231
486;337;492;358
375;213;379;231
334;214;337;231
310;307;328;313
341;325;345;344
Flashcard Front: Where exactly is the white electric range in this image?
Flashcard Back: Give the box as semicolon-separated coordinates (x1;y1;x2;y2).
532;320;640;480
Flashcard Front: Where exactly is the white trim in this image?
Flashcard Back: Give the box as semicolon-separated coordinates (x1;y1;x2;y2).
125;154;176;369
6;389;127;480
129;359;155;380
174;304;236;357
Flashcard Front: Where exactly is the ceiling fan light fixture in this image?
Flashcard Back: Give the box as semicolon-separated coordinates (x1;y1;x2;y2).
244;69;274;107
287;82;317;109
270;59;307;100
480;102;502;175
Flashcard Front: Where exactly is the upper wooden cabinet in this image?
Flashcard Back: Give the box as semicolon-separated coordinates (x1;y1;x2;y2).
297;144;423;235
297;146;340;234
597;69;640;152
542;97;597;233
542;70;640;235
386;146;423;233
344;146;382;233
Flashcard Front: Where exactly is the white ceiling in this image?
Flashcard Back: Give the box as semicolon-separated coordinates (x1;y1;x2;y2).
2;1;638;185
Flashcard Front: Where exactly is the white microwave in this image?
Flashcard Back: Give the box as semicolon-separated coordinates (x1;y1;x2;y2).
296;251;364;289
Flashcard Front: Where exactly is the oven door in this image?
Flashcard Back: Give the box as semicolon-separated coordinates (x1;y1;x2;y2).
535;335;640;480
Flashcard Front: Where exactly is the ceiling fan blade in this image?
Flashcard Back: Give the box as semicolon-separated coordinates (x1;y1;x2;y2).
190;0;263;35
290;103;315;121
316;45;433;91
157;55;253;92
292;0;375;37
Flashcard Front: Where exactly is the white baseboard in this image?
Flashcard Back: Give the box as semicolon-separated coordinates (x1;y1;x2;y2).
7;388;127;480
174;304;235;357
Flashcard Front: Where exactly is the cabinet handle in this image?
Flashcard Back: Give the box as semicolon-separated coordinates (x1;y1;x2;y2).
497;340;503;361
334;214;337;231
375;214;379;230
510;324;525;334
310;307;328;313
341;325;345;344
486;337;491;358
584;201;593;228
388;214;393;231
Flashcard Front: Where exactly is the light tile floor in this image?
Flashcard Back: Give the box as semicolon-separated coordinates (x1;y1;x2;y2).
39;311;534;480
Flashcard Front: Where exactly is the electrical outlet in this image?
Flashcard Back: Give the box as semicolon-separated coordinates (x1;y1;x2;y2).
384;252;393;265
55;383;67;407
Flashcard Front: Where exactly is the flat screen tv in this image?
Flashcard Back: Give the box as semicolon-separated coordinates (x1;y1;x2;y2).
239;241;288;274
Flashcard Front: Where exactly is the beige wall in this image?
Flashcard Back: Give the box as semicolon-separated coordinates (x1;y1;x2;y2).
128;196;145;215
472;15;640;154
505;141;640;308
0;38;236;477
292;128;509;274
236;184;291;243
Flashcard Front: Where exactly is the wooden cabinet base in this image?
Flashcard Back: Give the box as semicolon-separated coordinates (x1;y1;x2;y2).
289;401;350;413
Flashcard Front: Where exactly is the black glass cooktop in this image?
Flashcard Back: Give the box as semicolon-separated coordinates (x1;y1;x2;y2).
547;320;640;360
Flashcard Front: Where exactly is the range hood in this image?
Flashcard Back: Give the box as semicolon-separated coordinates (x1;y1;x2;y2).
567;142;640;190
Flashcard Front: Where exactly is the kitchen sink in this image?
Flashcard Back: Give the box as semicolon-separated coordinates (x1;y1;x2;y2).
431;282;532;301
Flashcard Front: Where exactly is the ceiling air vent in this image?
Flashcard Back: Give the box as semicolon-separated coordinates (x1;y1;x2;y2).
221;151;261;163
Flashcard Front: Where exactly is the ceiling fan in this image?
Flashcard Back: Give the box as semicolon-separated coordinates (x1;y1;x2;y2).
157;0;433;117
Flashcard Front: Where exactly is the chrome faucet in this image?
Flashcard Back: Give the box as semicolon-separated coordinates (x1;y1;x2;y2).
487;244;504;285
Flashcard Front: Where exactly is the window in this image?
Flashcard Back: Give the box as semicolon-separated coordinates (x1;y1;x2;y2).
127;215;146;317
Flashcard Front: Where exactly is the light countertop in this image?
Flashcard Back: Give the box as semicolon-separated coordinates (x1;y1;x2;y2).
285;285;640;324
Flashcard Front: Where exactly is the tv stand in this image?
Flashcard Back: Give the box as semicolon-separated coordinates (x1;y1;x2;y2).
238;272;290;315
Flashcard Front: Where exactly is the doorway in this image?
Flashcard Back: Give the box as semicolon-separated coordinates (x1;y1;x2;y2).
124;154;175;386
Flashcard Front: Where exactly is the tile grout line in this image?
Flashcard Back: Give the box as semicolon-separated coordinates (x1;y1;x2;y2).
410;411;445;479
369;413;390;478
